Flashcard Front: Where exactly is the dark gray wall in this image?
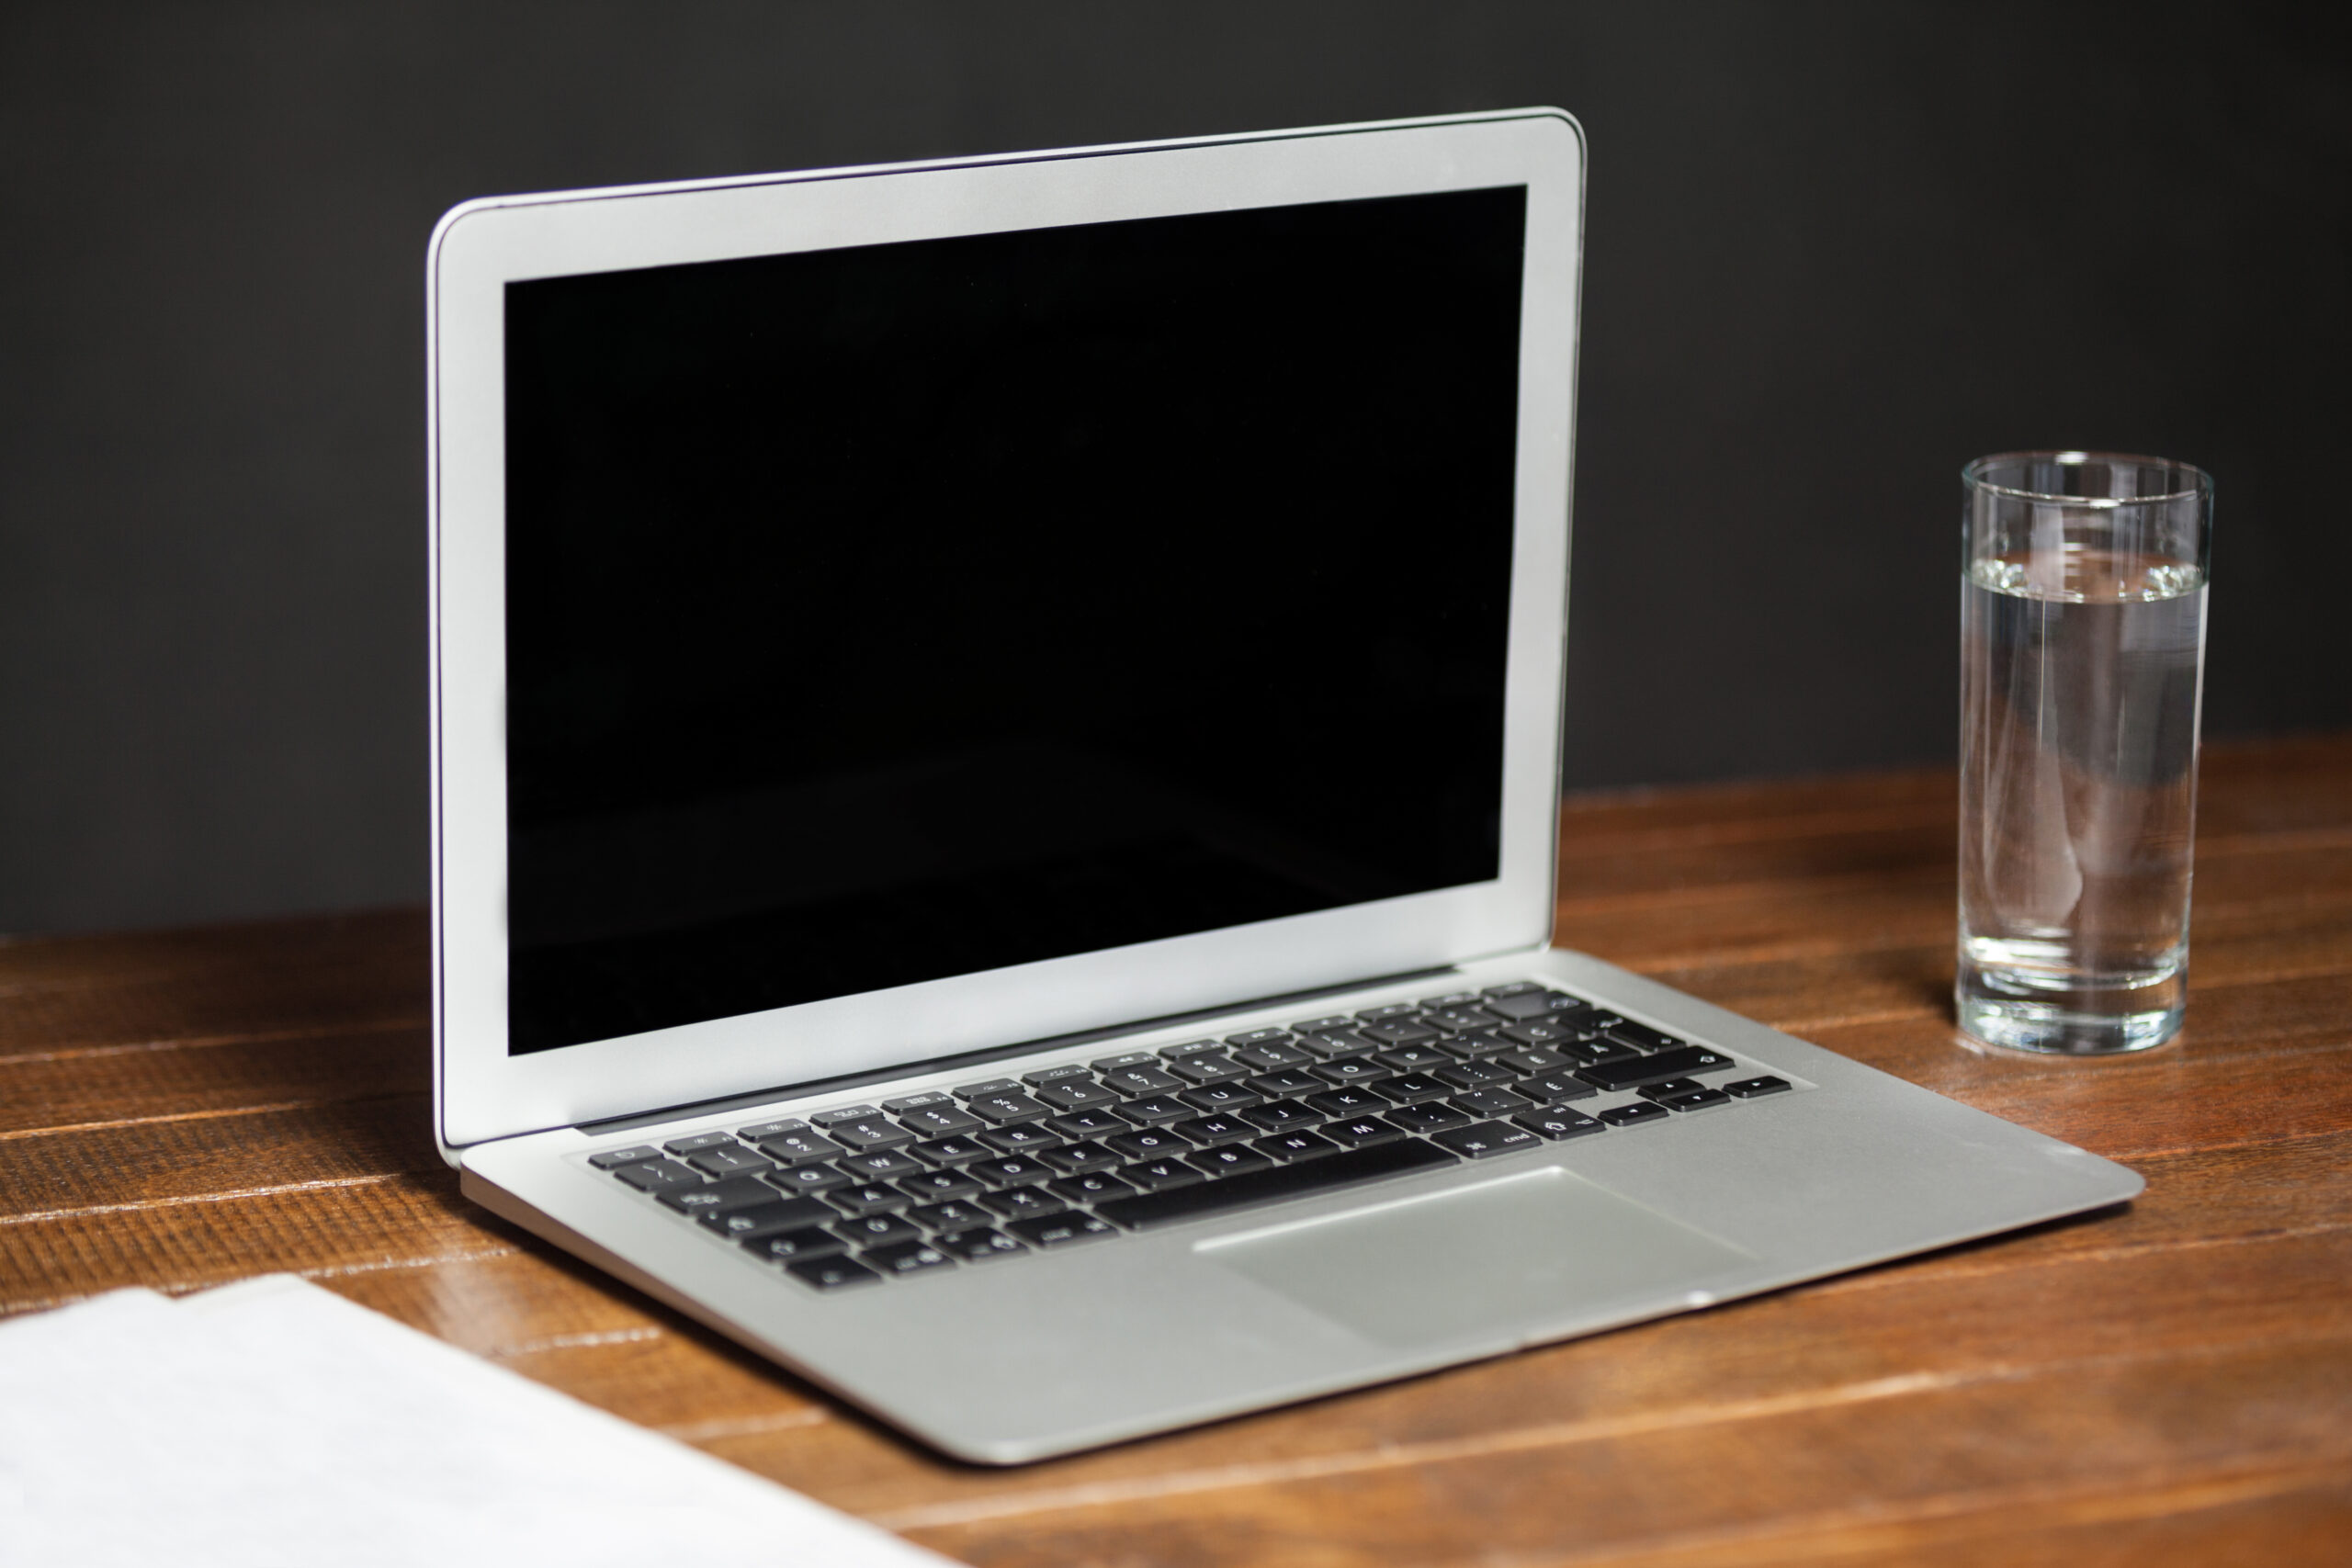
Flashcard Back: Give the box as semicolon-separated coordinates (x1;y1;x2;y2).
4;1;2346;935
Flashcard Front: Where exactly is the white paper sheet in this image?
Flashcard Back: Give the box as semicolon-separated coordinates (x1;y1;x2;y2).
0;1275;960;1568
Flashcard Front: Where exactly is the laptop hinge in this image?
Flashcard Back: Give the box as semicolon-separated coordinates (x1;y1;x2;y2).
576;962;1465;1135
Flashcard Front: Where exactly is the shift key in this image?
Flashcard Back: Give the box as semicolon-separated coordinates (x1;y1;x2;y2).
1574;1046;1736;1093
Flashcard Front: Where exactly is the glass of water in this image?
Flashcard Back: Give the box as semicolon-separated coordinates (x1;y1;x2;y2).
1957;451;2214;1054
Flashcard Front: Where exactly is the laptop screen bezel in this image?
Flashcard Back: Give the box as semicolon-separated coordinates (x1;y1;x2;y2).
429;110;1585;1151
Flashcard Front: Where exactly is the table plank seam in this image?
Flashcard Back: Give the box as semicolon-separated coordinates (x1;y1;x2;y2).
0;1089;425;1144
0;1017;427;1067
1419;1454;2352;1568
0;1170;420;1227
866;1328;2352;1535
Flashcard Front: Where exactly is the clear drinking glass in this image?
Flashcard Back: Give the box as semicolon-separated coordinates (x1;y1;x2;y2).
1957;451;2213;1054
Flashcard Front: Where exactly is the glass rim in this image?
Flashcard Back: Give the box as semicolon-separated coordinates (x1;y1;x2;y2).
1962;449;2212;506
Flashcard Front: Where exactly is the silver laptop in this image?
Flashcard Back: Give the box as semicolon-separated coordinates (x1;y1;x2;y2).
427;108;2141;1464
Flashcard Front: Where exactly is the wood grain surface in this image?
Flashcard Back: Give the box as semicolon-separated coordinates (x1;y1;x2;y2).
6;732;2348;1564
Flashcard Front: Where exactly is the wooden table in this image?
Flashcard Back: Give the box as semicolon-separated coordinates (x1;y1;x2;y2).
6;733;2349;1564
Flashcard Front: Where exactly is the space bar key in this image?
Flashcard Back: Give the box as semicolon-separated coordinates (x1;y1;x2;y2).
1095;1140;1458;1231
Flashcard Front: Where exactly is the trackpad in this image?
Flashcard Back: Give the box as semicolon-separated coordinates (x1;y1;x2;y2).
1199;1166;1755;1348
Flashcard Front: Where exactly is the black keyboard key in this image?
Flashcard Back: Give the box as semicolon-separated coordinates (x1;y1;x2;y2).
1039;1140;1122;1174
1174;1113;1255;1146
1118;1093;1195;1125
1022;1063;1096;1087
684;1144;775;1178
1230;1038;1315;1070
1320;1113;1405;1148
1724;1075;1792;1098
1097;1062;1185;1097
898;1168;983;1201
743;1226;845;1263
1246;1068;1328;1099
838;1148;925;1180
934;1226;1026;1262
909;1134;992;1167
1492;1046;1569;1076
1047;1107;1132;1139
965;1089;1054;1125
1438;1031;1517;1057
611;1159;700;1192
882;1090;957;1114
1481;980;1549;997
1106;1125;1193;1161
1306;1086;1385;1118
1659;1088;1733;1111
1355;1003;1421;1023
951;1078;1023;1100
1514;1104;1606;1140
754;1131;845;1167
1430;1120;1544;1160
662;1131;738;1156
978;1123;1063;1154
865;1238;956;1276
1498;1020;1576;1048
1120;1157;1204;1191
1312;1055;1392;1086
1558;1037;1642;1067
733;1119;808;1144
1373;1043;1453;1073
1635;1077;1705;1103
811;1103;885;1125
1484;990;1570;1021
1238;1099;1321;1132
1049;1170;1138;1203
589;1145;665;1169
659;1175;778;1215
1254;1129;1340;1162
1452;1087;1535;1119
1179;1082;1262;1113
966;1153;1057;1188
1423;1008;1501;1034
786;1256;881;1291
1418;990;1487;1010
1371;1072;1452;1105
1159;1039;1229;1059
831;1212;921;1247
1164;1053;1250;1086
1101;1139;1458;1230
910;1198;994;1230
1293;1030;1374;1060
977;1185;1066;1219
1577;1047;1736;1093
763;1160;852;1195
896;1101;983;1137
1225;1027;1297;1049
1385;1100;1473;1134
1090;1050;1159;1072
1035;1078;1122;1112
1007;1213;1122;1248
696;1195;833;1238
1288;1015;1359;1034
1359;1019;1442;1046
1599;1101;1672;1128
1187;1145;1273;1179
825;1116;915;1152
1433;1058;1517;1090
1605;1021;1683;1051
824;1181;914;1217
1518;1069;1597;1101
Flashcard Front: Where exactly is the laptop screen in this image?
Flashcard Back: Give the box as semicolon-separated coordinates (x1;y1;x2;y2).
502;184;1528;1055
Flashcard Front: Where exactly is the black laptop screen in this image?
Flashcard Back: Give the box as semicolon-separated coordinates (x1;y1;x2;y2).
502;184;1526;1055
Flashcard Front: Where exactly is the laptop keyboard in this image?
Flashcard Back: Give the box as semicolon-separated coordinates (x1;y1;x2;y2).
586;983;1793;1292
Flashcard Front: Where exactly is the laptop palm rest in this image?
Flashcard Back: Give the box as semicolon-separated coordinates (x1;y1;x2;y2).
1198;1166;1756;1348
